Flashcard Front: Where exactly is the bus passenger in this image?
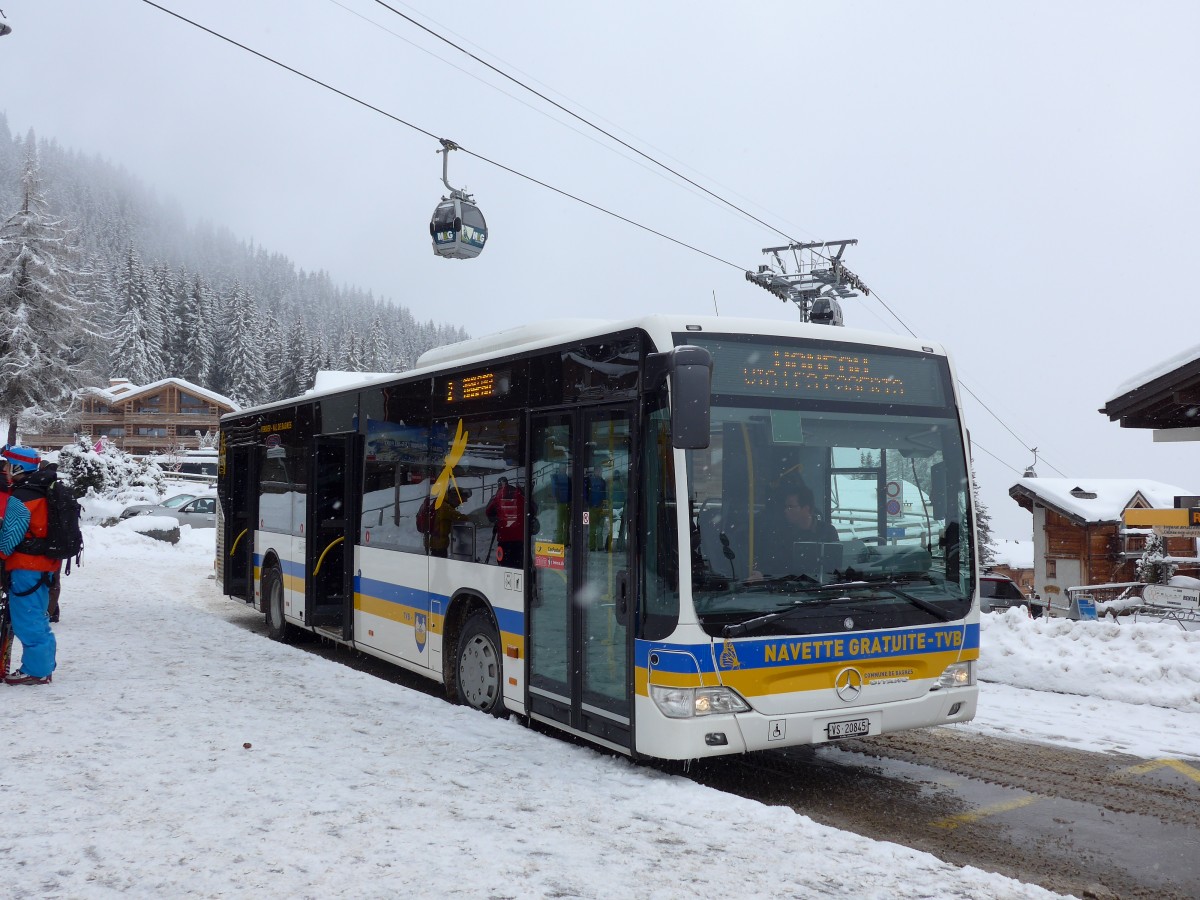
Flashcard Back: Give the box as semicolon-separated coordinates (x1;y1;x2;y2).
486;477;525;568
422;488;470;558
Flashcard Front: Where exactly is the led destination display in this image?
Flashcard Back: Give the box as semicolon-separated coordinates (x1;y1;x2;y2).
691;338;949;407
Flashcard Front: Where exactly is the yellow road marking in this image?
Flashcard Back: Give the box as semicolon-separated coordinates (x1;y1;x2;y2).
932;795;1042;830
1118;758;1200;784
930;757;1198;831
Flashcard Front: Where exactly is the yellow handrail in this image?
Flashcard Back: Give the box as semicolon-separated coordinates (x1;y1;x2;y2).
229;528;248;558
313;536;344;576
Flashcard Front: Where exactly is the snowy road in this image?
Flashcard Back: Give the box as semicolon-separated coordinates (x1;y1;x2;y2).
8;516;1199;898
687;726;1200;899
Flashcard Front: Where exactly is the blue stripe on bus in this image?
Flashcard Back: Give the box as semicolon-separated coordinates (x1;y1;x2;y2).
253;553;305;581
354;575;524;637
356;575;438;610
636;623;979;672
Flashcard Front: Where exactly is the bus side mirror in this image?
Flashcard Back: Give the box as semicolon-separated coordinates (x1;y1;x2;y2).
647;345;713;450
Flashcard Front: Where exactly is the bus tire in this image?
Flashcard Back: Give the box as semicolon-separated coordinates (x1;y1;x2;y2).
263;566;294;643
456;610;506;717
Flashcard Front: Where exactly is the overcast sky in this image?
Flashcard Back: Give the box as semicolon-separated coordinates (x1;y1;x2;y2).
2;1;1198;540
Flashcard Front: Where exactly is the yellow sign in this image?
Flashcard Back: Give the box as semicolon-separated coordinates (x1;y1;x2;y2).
1124;508;1200;527
534;541;565;570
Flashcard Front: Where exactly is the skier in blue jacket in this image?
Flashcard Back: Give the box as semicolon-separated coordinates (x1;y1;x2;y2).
1;447;56;684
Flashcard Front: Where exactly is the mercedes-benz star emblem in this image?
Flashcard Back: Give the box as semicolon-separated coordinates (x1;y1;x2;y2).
834;667;864;703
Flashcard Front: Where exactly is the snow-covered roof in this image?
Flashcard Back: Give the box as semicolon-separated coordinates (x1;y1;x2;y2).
82;378;239;411
1009;477;1195;525
308;370;393;393
991;539;1034;569
1107;342;1200;404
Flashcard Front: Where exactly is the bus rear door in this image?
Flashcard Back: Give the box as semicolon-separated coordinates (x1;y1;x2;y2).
222;443;258;604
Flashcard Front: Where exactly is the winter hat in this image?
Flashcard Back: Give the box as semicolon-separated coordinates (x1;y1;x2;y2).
1;446;40;473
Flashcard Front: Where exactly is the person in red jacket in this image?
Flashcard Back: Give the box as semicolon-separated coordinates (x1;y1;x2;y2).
1;446;57;685
486;477;526;568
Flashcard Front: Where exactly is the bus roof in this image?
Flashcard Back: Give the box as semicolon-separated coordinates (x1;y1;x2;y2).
226;314;951;420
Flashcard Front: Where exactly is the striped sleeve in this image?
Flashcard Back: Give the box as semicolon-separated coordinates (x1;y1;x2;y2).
0;495;31;557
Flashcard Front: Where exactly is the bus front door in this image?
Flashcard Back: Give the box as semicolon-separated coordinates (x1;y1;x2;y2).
222;443;258;604
305;434;361;639
529;406;634;752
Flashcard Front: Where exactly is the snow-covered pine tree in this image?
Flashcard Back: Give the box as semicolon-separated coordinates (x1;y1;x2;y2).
363;311;391;372
110;245;157;385
972;475;997;567
342;330;362;372
279;317;310;399
1135;532;1175;585
259;312;286;402
219;281;266;406
0;135;91;445
145;262;172;380
0;120;472;395
301;333;325;392
178;274;214;386
161;266;189;377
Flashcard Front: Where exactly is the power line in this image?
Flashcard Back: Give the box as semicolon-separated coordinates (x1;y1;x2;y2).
368;0;810;249
138;0;749;273
970;440;1022;476
867;284;1067;478
142;1;1067;481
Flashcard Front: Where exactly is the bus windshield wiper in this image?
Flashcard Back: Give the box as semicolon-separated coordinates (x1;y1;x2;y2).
739;573;825;593
855;579;954;621
722;593;856;638
809;573;956;622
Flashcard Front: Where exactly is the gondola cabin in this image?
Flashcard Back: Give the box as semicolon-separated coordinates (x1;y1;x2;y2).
430;195;487;259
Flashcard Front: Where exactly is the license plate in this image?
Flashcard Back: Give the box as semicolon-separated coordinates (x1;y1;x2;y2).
826;717;870;738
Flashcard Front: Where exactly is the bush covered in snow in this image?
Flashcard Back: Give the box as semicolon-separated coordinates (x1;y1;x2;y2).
1135;532;1176;584
55;439;166;503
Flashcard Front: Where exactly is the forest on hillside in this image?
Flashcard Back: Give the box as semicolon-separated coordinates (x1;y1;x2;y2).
0;114;467;430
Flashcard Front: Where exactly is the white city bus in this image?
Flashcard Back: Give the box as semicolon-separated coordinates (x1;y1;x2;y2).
217;315;979;760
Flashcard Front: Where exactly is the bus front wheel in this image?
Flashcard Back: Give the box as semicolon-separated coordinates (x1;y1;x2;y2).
456;611;506;717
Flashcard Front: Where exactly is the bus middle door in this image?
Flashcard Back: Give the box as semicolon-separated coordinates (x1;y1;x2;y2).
305;434;362;639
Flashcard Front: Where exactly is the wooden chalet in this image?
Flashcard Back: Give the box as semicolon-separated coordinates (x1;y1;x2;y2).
1009;478;1198;606
26;378;238;454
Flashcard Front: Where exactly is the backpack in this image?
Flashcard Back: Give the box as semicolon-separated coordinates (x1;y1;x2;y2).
17;480;84;572
0;491;31;558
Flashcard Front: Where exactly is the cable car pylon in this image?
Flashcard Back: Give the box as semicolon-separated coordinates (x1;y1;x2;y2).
429;139;488;259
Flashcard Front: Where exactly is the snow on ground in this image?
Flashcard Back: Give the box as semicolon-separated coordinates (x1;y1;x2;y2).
964;608;1200;759
8;508;1197;897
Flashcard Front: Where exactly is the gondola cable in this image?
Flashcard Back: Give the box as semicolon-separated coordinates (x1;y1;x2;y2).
138;0;749;272
139;0;1052;481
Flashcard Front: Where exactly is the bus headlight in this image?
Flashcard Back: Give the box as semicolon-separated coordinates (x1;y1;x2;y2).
933;661;974;690
650;685;751;718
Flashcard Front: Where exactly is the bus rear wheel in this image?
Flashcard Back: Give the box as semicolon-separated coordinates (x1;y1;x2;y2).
456;611;506;717
263;567;294;643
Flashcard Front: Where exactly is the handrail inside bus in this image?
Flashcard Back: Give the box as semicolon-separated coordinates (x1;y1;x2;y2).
314;537;344;576
229;528;248;558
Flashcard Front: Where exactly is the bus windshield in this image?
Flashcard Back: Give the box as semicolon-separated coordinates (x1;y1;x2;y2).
683;336;974;638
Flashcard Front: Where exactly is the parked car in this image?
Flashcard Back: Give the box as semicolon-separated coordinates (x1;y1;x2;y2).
121;492;197;520
163;494;217;529
980;573;1029;613
135;493;218;529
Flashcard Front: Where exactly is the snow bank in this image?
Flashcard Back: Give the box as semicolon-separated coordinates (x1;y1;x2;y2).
979;608;1200;712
